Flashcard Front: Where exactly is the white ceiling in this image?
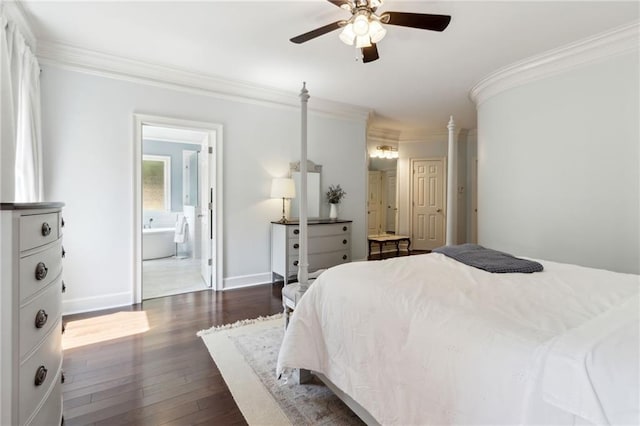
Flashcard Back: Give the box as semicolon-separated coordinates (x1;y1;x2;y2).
20;1;639;135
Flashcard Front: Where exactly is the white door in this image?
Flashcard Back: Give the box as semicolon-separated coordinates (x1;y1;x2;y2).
368;171;382;235
384;171;397;233
411;158;445;250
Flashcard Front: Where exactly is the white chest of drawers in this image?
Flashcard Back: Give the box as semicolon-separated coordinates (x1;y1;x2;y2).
1;203;65;426
271;220;352;285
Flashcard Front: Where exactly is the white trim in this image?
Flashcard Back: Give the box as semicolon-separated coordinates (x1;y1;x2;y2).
36;41;371;123
470;21;640;106
134;114;225;303
62;291;132;316
222;273;273;290
142;154;172;212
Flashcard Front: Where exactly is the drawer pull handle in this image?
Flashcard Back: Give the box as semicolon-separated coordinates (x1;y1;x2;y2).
34;366;48;386
62;321;67;334
293;243;299;249
293;260;299;266
62;280;66;293
342;226;348;231
62;246;66;258
293;229;299;235
61;371;65;384
35;262;48;281
41;222;52;236
35;309;48;328
343;239;347;245
342;255;347;260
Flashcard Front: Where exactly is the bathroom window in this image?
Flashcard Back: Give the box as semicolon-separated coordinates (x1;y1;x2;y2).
142;155;171;211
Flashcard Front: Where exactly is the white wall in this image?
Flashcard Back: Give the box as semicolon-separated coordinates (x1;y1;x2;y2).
40;66;367;314
477;51;639;274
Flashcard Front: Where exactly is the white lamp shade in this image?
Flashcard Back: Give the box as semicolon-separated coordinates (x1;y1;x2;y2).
353;14;370;36
355;35;372;48
271;178;296;199
369;20;387;43
339;23;356;45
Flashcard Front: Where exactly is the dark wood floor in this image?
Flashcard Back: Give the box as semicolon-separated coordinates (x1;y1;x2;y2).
62;284;283;426
62;250;432;425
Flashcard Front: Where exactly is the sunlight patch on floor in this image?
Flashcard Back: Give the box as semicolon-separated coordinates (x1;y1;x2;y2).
62;311;150;350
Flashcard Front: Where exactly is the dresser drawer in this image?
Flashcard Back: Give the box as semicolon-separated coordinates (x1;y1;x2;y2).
19;240;63;303
20;212;60;252
288;234;350;255
287;222;350;238
26;376;62;426
288;250;350;274
19;276;63;358
19;319;62;425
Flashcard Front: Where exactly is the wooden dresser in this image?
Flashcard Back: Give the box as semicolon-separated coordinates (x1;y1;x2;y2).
271;219;352;285
0;202;65;426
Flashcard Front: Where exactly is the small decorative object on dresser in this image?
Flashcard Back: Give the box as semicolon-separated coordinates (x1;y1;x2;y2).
270;219;351;285
0;202;65;426
326;184;346;220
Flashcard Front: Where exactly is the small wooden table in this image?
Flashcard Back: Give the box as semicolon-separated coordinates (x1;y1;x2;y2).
368;234;411;257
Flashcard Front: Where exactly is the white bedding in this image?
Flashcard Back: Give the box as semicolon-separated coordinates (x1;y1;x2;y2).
276;253;640;425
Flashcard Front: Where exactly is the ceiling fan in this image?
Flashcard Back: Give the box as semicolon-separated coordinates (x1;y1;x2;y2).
290;0;451;63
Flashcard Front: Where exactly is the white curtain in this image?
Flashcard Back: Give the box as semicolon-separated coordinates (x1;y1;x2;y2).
0;12;42;202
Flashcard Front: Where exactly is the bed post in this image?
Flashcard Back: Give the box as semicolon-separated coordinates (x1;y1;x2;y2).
297;83;310;292
446;115;457;245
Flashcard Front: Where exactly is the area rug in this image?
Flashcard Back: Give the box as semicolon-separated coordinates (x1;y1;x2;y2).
197;314;363;426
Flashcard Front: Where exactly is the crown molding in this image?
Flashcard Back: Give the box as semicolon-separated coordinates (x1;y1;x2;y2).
470;21;640;106
1;0;37;49
35;40;371;123
400;128;465;144
367;126;401;143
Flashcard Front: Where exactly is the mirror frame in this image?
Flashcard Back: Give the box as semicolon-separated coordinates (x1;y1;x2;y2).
290;160;322;219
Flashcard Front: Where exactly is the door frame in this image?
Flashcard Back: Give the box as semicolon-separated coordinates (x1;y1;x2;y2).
133;114;224;303
409;157;446;250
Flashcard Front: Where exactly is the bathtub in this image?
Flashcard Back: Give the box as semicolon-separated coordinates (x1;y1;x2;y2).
142;227;175;260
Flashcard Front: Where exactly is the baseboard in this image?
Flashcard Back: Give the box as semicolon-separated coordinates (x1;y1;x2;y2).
223;272;273;290
62;291;133;316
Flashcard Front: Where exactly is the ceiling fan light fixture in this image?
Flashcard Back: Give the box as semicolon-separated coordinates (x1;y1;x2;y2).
368;19;387;43
371;145;398;159
339;23;356;45
352;14;370;36
355;34;372;48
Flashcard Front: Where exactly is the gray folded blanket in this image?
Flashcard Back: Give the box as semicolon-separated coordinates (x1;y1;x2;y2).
432;244;544;273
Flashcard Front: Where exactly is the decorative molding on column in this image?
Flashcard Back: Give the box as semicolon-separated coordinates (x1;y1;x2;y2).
297;82;310;291
446;116;457;246
470;21;639;106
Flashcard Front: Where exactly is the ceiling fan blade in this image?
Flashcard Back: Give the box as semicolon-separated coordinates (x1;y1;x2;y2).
381;12;451;32
326;0;349;8
362;43;379;63
290;21;343;44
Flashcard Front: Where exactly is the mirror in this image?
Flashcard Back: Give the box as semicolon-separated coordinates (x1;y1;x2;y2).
290;160;322;219
368;157;397;235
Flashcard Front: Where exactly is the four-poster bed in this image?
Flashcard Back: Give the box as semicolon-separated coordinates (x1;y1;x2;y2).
278;83;639;425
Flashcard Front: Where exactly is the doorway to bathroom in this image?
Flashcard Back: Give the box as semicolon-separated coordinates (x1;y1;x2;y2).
134;115;223;302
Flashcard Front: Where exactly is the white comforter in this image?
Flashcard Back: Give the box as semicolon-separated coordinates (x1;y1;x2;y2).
277;253;639;425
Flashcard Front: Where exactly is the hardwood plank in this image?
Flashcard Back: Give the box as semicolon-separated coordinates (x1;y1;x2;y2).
62;283;283;425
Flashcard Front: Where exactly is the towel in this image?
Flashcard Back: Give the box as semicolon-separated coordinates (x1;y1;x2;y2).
174;215;188;243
